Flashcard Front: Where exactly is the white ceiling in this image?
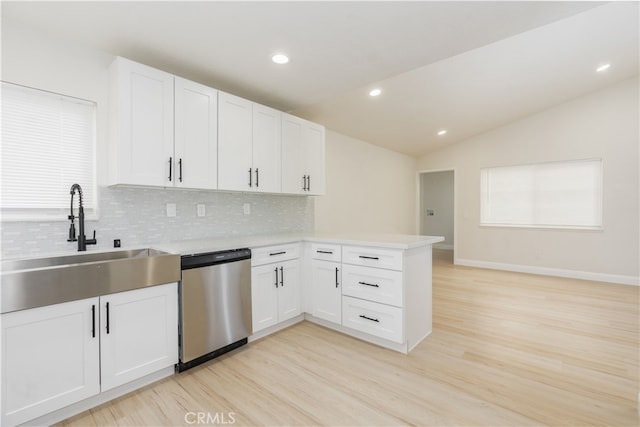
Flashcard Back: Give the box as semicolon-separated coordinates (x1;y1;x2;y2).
2;1;638;156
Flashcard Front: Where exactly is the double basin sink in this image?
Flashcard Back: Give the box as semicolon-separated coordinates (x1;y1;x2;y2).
1;249;180;314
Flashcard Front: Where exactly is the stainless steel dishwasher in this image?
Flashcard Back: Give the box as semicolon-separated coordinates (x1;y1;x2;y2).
177;248;252;372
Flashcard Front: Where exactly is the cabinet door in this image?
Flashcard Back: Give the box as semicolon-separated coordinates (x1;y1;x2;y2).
174;77;218;189
100;283;178;392
251;264;280;332
278;259;302;322
305;122;326;195
111;57;174;186
252;104;282;193
218;92;253;191
1;298;100;427
281;113;305;195
310;260;342;324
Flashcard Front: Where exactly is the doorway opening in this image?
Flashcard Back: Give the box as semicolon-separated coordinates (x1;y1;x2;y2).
418;169;455;261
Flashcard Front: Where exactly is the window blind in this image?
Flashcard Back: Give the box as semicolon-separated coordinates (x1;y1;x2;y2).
480;159;602;229
1;82;96;220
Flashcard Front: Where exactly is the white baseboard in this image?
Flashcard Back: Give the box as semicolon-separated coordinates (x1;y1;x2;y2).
455;258;640;286
433;243;454;250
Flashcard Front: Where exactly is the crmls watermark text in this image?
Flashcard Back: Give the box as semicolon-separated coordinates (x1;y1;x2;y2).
184;411;236;425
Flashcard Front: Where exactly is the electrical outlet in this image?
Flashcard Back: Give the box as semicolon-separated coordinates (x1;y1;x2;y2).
243;203;251;215
197;204;206;217
166;203;177;217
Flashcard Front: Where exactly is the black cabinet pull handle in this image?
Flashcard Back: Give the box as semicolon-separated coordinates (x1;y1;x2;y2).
168;157;172;181
335;267;339;288
91;304;96;338
269;251;286;256
307;175;311;191
249;168;253;187
178;158;183;182
359;314;379;323
274;267;279;288
359;255;380;260
280;266;284;287
256;168;259;188
302;175;306;191
359;281;380;288
106;302;110;334
317;250;333;254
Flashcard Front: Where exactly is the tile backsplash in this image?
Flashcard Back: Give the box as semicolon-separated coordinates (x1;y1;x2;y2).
1;186;314;259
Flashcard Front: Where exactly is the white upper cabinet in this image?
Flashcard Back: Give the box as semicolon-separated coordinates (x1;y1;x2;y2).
252;104;282;193
281;113;326;195
218;92;282;193
110;57;323;196
174;77;218;189
110;57;218;189
109;57;174;187
218;92;253;191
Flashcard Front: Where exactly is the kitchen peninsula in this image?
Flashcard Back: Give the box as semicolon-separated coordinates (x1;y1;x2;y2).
156;232;444;353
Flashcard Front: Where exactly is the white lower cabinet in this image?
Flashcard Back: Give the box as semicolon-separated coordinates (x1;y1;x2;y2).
1;283;178;427
251;249;302;333
1;298;100;427
100;284;179;391
310;259;342;324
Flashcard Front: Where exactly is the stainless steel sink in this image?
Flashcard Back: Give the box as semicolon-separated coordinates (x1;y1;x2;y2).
1;248;180;314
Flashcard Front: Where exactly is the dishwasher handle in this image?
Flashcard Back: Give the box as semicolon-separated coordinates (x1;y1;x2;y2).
181;248;251;270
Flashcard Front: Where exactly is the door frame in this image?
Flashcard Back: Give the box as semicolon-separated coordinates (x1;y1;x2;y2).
415;168;456;256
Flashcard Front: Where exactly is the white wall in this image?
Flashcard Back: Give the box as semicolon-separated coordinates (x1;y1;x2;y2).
0;20;313;258
314;131;417;234
417;77;640;284
420;171;454;249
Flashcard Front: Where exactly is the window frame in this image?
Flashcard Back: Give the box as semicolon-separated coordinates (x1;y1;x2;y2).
480;158;604;231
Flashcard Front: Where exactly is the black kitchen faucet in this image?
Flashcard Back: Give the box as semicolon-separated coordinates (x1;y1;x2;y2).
67;183;97;251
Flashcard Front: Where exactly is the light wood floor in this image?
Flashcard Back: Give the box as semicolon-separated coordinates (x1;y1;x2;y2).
59;250;639;426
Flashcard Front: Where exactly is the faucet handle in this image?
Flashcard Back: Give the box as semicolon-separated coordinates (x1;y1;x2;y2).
86;230;97;246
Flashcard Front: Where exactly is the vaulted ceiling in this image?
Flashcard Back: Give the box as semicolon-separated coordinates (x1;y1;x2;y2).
3;1;638;156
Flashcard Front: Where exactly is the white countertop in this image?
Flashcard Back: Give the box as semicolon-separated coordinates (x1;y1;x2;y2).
153;232;444;255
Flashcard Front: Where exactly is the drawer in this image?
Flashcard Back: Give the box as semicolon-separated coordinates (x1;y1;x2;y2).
341;264;403;307
342;245;403;271
251;243;301;266
342;296;403;343
310;243;341;262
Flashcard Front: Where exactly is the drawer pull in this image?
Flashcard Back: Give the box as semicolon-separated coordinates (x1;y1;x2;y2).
359;255;379;260
359;314;379;323
358;281;379;288
269;251;286;256
317;250;333;254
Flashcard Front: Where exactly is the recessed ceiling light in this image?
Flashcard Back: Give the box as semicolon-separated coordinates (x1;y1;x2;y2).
437;130;448;136
369;88;382;97
596;63;611;73
272;54;290;65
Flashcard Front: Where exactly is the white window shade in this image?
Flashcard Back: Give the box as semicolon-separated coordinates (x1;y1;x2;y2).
481;159;602;229
1;82;96;220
